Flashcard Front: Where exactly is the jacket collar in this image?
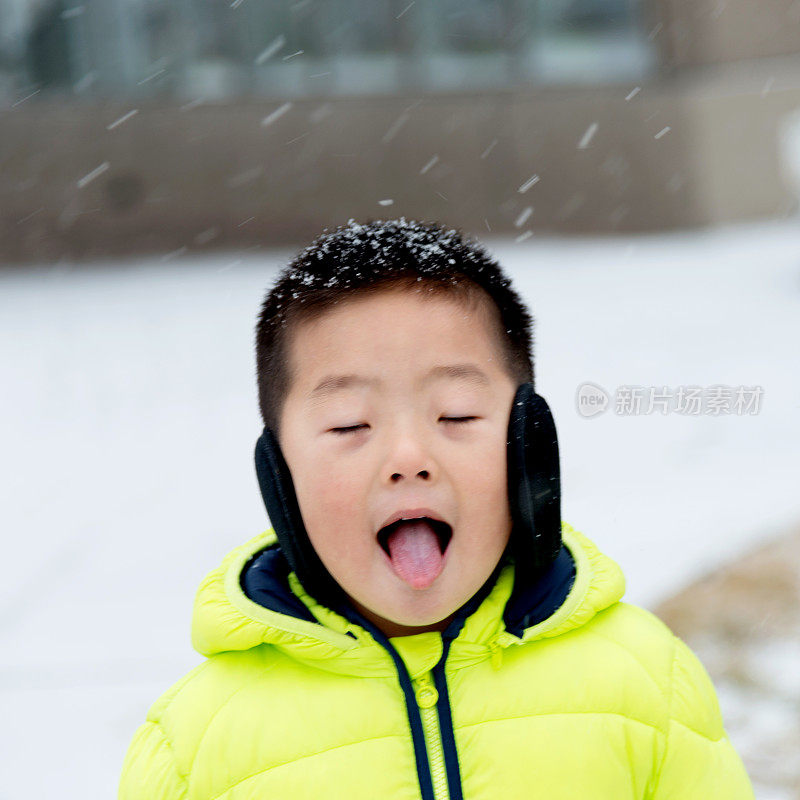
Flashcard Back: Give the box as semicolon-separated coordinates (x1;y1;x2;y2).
191;522;625;678
239;534;577;637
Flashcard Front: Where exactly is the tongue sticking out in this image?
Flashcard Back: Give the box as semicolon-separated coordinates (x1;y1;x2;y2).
385;520;445;589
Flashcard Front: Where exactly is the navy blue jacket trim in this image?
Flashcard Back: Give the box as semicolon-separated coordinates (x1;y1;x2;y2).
242;541;576;640
433;636;463;800
240;546;318;624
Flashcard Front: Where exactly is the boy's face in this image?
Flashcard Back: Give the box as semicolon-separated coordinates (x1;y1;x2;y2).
278;287;516;637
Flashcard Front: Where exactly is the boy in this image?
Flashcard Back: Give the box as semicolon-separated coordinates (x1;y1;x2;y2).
119;218;754;799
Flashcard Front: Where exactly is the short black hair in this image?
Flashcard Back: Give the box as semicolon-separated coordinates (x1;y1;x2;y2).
255;217;534;430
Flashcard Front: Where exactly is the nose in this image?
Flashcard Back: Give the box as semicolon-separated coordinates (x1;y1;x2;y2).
382;426;437;485
390;468;430;483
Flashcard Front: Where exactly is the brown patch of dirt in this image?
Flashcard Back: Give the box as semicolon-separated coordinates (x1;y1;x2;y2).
654;524;800;799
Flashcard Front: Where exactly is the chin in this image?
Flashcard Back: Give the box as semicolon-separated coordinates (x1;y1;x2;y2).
351;589;457;634
389;607;452;627
381;589;463;628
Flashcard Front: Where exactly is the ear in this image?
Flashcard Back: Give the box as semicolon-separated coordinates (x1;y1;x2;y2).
254;428;345;608
506;383;563;577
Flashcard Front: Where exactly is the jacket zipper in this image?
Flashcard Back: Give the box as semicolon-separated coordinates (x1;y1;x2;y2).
336;579;507;800
355;628;464;800
414;673;450;800
430;636;465;800
362;632;436;800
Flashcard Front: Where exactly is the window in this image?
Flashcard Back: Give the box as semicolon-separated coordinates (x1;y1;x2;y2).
0;0;654;103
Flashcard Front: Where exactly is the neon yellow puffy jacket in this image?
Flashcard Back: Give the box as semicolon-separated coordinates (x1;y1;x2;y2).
119;522;754;799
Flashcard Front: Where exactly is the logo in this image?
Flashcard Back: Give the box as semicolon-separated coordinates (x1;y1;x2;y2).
576;382;610;417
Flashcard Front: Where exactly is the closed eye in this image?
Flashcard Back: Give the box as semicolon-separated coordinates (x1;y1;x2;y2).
329;423;369;435
330;419;476;433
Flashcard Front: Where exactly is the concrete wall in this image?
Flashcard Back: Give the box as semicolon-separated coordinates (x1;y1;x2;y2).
656;0;800;67
3;63;799;263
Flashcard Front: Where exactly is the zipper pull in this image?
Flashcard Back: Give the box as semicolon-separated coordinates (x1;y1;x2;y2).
414;673;439;708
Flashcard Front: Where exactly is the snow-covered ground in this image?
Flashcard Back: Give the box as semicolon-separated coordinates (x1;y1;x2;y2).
1;220;798;798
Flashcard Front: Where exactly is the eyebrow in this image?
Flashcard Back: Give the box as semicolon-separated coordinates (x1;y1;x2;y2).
310;363;490;398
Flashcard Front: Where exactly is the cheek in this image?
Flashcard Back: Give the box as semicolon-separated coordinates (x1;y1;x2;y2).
456;437;510;534
478;455;510;507
472;428;508;489
294;453;367;534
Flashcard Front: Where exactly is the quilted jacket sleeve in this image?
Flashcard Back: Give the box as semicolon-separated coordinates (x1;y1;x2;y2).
118;720;187;800
651;637;754;799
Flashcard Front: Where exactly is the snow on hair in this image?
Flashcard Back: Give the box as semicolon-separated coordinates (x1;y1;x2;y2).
255;217;534;430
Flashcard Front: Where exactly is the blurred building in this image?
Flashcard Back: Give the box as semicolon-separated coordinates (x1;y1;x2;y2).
1;0;799;261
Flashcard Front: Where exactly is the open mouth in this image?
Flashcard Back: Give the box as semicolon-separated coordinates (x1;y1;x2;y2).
377;517;453;556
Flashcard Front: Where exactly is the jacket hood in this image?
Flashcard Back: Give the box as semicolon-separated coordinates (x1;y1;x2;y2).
191;521;625;679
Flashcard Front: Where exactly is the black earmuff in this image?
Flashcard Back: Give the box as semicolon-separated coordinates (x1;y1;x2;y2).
505;383;562;580
254;428;346;610
254;382;562;608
